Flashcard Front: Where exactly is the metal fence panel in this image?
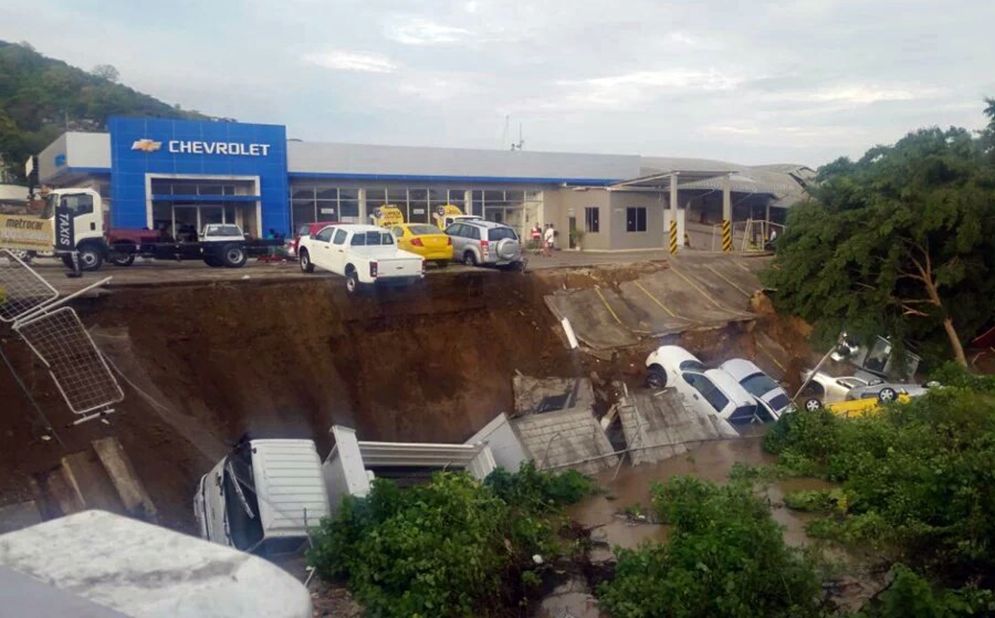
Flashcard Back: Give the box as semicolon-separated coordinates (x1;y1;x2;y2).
0;250;59;323
14;307;124;416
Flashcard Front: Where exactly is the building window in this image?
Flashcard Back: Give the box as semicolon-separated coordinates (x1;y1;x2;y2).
626;207;646;232
585;207;600;233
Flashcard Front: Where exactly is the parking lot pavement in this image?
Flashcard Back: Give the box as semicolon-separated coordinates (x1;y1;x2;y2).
545;253;770;350
21;247;767;295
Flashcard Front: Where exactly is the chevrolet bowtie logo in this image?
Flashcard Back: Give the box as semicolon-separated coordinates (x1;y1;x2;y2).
131;138;162;152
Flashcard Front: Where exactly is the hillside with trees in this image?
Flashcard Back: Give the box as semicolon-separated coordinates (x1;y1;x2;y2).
0;40;208;181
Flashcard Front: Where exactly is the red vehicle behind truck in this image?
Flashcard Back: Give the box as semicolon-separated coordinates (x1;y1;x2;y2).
289;221;337;257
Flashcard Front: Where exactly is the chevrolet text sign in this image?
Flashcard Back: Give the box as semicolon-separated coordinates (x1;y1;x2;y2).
172;140;271;156
130;138;271;156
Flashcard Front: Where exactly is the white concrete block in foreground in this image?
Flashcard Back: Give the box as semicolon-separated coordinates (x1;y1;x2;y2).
0;510;312;617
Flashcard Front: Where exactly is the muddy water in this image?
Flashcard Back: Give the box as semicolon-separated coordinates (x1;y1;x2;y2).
569;431;834;551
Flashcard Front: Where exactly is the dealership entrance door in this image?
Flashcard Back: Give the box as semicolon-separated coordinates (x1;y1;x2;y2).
149;177;261;239
166;204;248;241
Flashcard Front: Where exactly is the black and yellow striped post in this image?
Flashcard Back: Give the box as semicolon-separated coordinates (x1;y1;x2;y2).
721;219;733;252
669;220;679;254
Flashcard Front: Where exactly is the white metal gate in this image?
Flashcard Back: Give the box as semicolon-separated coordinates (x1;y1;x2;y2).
0;249;124;423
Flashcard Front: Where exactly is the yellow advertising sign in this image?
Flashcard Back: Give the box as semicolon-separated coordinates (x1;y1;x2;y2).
0;214;53;251
371;205;405;228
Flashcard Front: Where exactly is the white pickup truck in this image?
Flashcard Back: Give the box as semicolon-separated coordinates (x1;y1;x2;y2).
298;223;424;293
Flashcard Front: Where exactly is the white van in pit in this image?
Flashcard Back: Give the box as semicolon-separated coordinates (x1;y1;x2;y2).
644;345;761;425
193;438;330;555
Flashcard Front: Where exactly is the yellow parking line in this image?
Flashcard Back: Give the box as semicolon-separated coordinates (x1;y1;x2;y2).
634;281;678;318
733;260;752;273
669;267;723;309
593;286;623;325
705;264;751;297
757;342;786;372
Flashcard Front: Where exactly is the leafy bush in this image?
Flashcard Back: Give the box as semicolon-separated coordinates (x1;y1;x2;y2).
930;362;995;392
307;465;595;617
484;461;595;512
597;476;824;618
764;388;995;582
858;565;994;617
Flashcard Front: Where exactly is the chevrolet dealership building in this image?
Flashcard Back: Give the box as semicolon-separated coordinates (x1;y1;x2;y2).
36;117;812;251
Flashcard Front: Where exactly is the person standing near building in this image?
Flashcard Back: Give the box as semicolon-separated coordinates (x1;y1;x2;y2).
543;223;556;256
530;224;542;254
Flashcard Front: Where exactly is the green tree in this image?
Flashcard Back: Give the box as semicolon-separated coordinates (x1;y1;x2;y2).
0;39;207;180
91;64;119;82
763;113;995;366
597;476;824;618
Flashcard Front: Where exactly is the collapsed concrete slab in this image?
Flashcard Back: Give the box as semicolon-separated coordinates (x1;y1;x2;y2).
512;375;596;417
466;412;529;471
545;255;763;350
618;386;739;466
511;408;619;475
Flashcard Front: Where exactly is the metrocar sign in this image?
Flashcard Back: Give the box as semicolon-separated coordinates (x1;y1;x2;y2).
0;215;53;251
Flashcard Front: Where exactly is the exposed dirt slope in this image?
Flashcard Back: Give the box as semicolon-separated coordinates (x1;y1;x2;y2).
0;267;811;533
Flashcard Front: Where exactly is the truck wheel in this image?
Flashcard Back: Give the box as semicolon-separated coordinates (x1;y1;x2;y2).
221;244;247;268
78;245;104;271
345;268;360;294
463;251;477;266
111;254;135;267
299;249;314;273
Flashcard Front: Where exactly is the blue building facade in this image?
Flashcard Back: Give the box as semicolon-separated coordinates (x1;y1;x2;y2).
107;117;289;236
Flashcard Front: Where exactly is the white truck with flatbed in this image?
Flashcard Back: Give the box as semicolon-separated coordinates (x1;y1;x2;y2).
298;223;424;293
0;187;281;271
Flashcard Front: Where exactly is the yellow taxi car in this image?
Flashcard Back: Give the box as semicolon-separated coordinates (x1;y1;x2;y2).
390;223;453;266
804;393;911;418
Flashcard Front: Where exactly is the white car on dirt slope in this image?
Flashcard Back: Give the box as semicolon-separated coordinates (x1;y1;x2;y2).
645;345;760;424
298;223;424;294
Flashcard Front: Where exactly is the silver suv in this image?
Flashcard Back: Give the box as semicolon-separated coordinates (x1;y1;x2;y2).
446;220;524;269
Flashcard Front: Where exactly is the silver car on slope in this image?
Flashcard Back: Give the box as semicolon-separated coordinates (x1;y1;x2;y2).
720;358;793;421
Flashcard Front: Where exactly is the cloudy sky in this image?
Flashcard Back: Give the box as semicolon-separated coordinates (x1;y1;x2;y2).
3;0;994;166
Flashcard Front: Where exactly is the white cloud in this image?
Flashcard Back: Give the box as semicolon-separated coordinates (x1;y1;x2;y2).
387;19;472;46
551;69;744;109
302;50;397;73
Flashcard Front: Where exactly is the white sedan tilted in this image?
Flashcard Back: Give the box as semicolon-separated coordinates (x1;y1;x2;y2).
645;345;761;424
297;224;424;293
720;358;793;421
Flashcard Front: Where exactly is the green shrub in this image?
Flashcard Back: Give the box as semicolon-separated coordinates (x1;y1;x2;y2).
597;476;824;618
858;565;995;617
929;362;995;392
764;388;995;580
308;465;595;617
484;461;595;512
